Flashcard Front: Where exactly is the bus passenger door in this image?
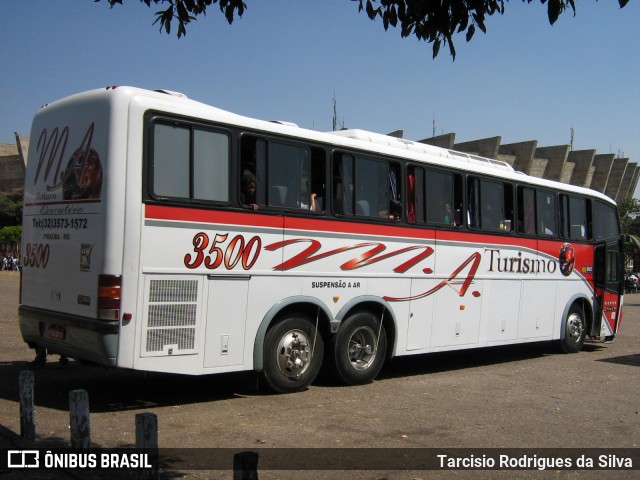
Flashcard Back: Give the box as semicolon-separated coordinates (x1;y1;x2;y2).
204;276;249;368
593;239;624;338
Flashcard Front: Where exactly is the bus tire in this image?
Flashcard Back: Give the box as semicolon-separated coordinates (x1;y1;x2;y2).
260;314;324;394
330;311;387;386
559;303;586;354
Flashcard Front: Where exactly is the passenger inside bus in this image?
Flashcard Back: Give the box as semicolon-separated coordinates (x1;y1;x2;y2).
241;172;259;211
388;199;402;221
309;192;319;212
377;194;402;221
299;192;320;211
444;203;454;225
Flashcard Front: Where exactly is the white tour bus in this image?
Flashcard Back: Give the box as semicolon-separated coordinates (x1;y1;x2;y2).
19;86;623;393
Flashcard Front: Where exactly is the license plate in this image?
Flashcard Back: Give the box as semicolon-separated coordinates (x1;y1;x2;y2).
48;325;66;341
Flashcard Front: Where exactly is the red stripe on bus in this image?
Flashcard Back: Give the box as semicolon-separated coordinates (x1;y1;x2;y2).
145;204;283;229
145;204;566;252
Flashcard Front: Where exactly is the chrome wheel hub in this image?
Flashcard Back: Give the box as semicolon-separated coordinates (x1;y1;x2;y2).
567;313;584;342
276;330;312;378
348;326;377;371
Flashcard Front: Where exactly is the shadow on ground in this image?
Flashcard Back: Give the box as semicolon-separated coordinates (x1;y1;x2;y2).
0;340;613;412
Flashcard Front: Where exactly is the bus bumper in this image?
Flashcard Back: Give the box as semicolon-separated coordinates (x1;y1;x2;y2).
18;306;119;366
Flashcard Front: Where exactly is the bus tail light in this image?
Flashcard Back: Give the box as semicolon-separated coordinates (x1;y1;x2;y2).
98;274;121;320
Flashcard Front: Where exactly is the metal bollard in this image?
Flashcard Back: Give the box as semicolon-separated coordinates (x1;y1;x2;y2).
136;412;159;480
18;370;35;441
69;389;91;449
234;451;259;480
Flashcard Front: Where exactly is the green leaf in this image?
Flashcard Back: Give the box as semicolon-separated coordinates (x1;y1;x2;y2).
389;6;397;27
177;2;188;22
432;38;441;59
366;0;377;20
472;13;487;33
465;24;476;42
547;0;561;25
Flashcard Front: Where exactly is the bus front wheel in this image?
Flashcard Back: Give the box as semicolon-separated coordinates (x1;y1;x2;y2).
260;314;324;394
330;311;387;385
559;303;586;353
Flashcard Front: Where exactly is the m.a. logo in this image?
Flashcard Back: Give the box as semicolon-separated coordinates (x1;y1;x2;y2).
32;122;102;201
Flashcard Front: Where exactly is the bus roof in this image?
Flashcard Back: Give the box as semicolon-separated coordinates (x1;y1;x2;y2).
38;86;617;207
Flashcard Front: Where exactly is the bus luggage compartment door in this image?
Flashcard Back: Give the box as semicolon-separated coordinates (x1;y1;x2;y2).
203;276;249;368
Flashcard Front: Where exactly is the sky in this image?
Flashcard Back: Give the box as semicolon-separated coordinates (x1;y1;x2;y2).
1;0;639;194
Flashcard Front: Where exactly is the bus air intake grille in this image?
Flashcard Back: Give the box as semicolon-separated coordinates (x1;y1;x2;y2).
147;304;197;327
149;279;198;303
146;328;195;353
144;279;198;355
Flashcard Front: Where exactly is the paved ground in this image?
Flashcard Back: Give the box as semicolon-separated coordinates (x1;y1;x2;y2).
0;271;638;479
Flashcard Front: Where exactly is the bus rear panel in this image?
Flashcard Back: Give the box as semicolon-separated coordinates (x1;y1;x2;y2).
20;89;125;365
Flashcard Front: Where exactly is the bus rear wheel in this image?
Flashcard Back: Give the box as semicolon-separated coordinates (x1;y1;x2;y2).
260;314;324;394
330;311;387;386
559;303;586;353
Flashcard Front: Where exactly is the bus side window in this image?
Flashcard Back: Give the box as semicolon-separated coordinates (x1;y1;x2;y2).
409;166;462;227
517;186;536;235
560;195;588;240
355;157;388;219
152;122;190;199
482;180;501;230
593;201;620;240
240;136;265;209
193;129;229;203
560;194;569;238
476;178;512;232
151;122;229;203
536;190;557;236
240;137;324;213
387;163;401;221
467;178;479;228
268;142;310;209
407;166;425;224
333;153;354;216
333;153;401;221
453;174;464;227
503;183;514;231
309;148;326;213
425;169;460;226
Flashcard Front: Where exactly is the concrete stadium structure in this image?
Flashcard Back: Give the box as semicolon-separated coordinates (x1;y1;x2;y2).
418;133;637;203
0;131;637;202
0;134;27;194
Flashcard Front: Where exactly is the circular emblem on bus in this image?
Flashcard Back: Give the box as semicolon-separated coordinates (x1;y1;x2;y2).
559;242;575;277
